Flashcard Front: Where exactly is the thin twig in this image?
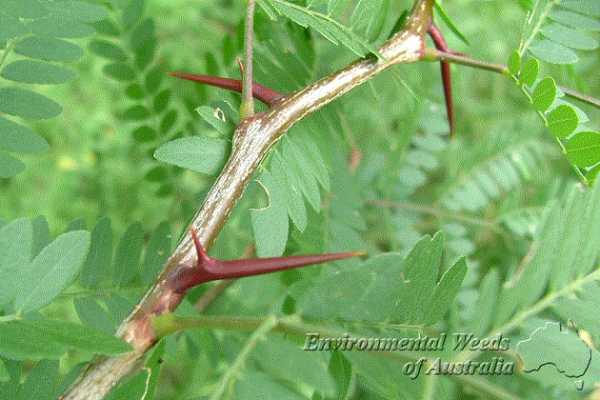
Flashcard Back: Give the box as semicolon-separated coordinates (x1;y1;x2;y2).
241;0;256;118
208;315;277;400
367;199;505;234
0;40;15;70
429;49;600;110
560;86;600;109
427;49;508;74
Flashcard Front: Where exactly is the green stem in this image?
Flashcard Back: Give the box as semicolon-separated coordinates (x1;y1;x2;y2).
519;0;559;55
454;267;600;363
209;315;277;400
0;40;15;70
367;199;505;234
152;314;519;400
421;373;437;400
0;315;20;323
429;49;600;110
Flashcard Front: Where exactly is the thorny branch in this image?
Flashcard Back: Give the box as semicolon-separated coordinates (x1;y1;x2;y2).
61;0;600;395
61;1;435;398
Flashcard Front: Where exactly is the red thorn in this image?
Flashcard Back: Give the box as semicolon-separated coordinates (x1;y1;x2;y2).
428;24;455;137
170;229;365;294
169;71;283;106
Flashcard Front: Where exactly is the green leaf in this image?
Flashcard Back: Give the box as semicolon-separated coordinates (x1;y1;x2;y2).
549;10;600;31
153;89;171;113
546;104;579;138
540;23;598;50
433;1;470;45
260;0;379;58
271;153;307;232
142;222;171;284
125;83;144;99
328;0;351;15
0;87;62;120
0;152;26;178
235;371;305;400
0;14;28;41
80;217;113;288
129;19;154;50
122;0;146;29
3;0;49;19
283;138;322;211
89;40;128;62
529;39;579;64
75;297;115;334
0;359;8;383
565;131;600;168
563;0;600;17
0;319;131;360
144;166;167;181
350;0;389;42
122;105;150;120
507;50;521;76
0;219;33;306
17;360;58;400
0;116;48;153
196;106;230;135
144;65;163;94
531;77;557;112
131;19;156;70
15;230;90;313
329;351;352;400
519;58;539;86
154;136;228;175
251;171;289;257
92;19;121;37
66;218;86;232
14;36;83;62
294;234;465;324
31;216;50;255
159;109;177;133
28;16;95;38
424;257;468;324
113;222;144;286
44;0;108;23
253;335;336;396
469;269;501;336
103;63;136;81
132;125;156;143
1;60;76;84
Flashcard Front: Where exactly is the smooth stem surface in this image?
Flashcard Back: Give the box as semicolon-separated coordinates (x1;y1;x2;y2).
241;0;256;118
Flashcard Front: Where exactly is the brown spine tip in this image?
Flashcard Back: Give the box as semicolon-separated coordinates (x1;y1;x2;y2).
427;24;455;137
